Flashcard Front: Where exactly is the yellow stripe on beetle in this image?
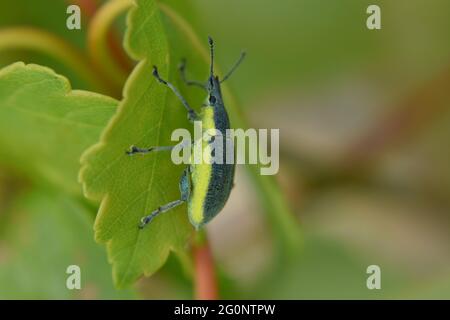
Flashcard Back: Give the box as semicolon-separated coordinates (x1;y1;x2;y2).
188;106;215;228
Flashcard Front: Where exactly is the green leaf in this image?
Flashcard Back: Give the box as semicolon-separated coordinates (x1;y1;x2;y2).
81;0;302;288
79;0;195;288
0;62;117;195
0;188;135;299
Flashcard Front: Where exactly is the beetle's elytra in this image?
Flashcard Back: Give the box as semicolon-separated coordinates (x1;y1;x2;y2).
127;37;245;229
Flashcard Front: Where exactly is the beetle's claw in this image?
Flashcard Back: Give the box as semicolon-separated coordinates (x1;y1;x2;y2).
152;65;158;77
126;145;138;155
152;66;167;85
138;216;148;229
139;214;156;229
178;58;186;71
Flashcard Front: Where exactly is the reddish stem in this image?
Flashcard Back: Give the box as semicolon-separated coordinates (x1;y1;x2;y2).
68;0;99;19
68;0;133;74
106;31;134;73
193;234;219;300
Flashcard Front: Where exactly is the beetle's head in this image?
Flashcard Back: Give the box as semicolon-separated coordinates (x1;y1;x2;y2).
205;37;223;106
203;36;245;107
207;76;222;104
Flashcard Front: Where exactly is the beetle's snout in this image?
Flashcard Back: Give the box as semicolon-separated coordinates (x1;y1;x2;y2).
208;76;215;88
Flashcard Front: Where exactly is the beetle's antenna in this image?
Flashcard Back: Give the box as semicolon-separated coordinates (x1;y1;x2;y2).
221;51;246;83
208;36;214;77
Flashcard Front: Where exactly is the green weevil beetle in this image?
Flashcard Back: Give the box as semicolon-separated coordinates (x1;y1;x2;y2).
126;37;246;230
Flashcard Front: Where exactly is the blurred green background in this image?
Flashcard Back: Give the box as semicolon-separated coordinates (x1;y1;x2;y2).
1;0;450;299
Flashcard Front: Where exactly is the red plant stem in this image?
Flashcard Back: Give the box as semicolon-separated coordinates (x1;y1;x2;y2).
68;0;99;19
193;233;219;300
106;30;134;73
68;0;133;74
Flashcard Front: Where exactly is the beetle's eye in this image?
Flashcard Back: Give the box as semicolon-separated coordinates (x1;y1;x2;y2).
209;95;216;104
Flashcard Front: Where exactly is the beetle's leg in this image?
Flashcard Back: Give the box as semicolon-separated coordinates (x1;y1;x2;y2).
152;66;199;122
138;200;184;229
178;59;206;89
127;140;192;156
126;145;174;156
179;166;191;202
139;167;191;229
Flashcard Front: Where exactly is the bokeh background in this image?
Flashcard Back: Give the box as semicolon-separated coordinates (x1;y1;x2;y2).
1;0;450;299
